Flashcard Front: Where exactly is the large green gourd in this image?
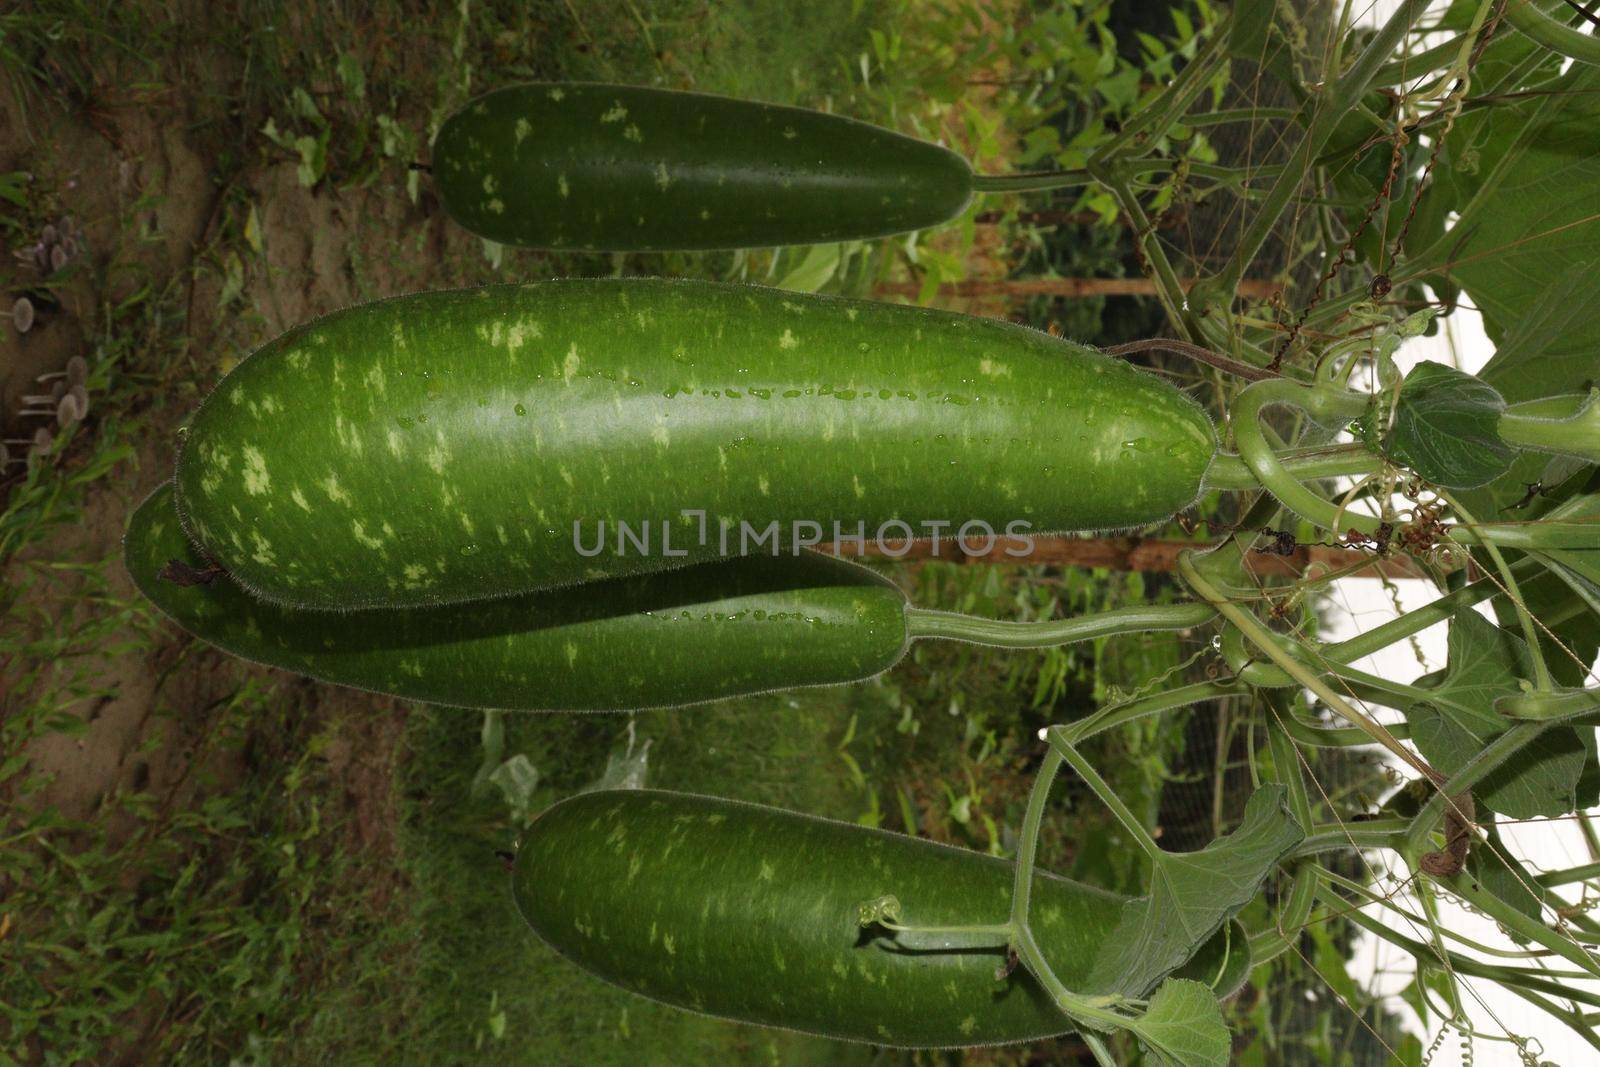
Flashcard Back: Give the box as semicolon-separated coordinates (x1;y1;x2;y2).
128;485;907;711
175;278;1217;610
514;789;1250;1048
431;82;975;251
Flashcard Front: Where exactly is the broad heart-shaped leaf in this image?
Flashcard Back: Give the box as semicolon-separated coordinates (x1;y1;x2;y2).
1131;979;1230;1067
1439;62;1600;515
1386;361;1516;488
1494;568;1600;690
1085;786;1302;997
1403;610;1588;818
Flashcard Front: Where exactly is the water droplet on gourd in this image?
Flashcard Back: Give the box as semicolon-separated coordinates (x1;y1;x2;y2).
514;403;527;417
1122;437;1153;452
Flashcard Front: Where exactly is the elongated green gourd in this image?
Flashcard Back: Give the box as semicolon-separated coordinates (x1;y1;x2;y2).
514;789;1249;1048
175;279;1217;610
431;82;975;251
127;485;907;711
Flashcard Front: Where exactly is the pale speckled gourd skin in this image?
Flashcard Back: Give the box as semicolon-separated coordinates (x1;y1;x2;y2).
128;485;908;711
174;278;1217;610
431;82;975;251
514;790;1242;1048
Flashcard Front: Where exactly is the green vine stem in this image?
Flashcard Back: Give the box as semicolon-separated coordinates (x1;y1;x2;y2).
972;159;1282;196
1230;378;1381;536
1089;164;1196;339
1279;707;1412;748
1005;745;1134;1033
1498;686;1600;721
970;170;1092;194
1504;0;1600;66
1370;0;1582;84
1323;867;1600;966
1060;680;1241;744
1264;692;1315;830
1046;727;1165;860
1195;0;1438;304
1009;744;1062;939
1438;489;1553;692
1247;864;1319;964
1498;389;1600;463
1202;444;1382;490
1179;549;1435;781
1232;379;1600;550
904;602;1215;648
1325;885;1600;1048
1538;860;1600;887
1446;874;1600;979
1183;106;1298;126
1292;821;1408;857
1247;708;1319;964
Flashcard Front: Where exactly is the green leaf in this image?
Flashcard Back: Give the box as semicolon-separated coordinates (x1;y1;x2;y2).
1386;361;1516;488
1086;786;1303;996
1492;566;1600;690
1131;979;1231;1067
1440;63;1600;511
772;243;844;294
1403;611;1587;818
336;53;366;100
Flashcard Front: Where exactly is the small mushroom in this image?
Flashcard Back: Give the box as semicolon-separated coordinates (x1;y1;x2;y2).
40;224;57;245
56;393;83;426
68;384;89;419
12;297;35;334
49;244;67;272
36;355;88;387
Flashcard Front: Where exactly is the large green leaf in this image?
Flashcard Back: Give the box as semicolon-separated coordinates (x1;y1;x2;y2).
1438;63;1600;512
1404;611;1588;818
1386;361;1516;488
1086;786;1302;997
1132;979;1230;1067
